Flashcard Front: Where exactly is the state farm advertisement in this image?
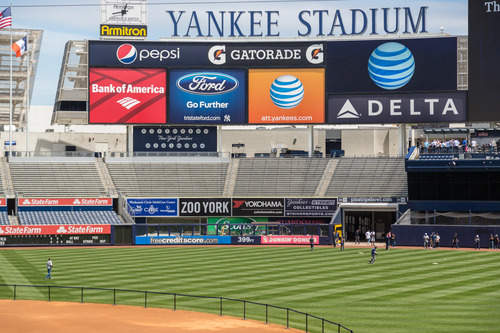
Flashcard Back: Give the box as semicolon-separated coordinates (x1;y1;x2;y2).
18;198;112;206
89;68;167;124
0;225;111;236
0;199;6;206
261;235;319;244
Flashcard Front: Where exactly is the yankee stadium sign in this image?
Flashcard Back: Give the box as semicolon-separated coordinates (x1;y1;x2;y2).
165;7;428;38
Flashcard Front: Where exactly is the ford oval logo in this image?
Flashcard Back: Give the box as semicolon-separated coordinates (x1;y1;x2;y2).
176;72;239;95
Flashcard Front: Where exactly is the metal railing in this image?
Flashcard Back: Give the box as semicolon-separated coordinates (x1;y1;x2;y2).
0;284;353;333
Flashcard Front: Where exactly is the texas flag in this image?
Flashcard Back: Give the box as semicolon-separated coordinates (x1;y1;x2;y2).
12;36;27;57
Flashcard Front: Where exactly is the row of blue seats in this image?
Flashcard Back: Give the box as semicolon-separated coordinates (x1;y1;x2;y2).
18;211;123;225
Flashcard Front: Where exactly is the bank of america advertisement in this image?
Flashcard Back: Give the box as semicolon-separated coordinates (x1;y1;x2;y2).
168;69;246;124
89;68;167;124
327;91;467;124
248;68;325;124
325;37;457;94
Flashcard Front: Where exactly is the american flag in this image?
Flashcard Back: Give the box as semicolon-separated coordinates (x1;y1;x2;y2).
0;7;12;30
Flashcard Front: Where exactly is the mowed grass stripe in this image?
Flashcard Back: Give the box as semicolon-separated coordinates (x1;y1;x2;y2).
1;246;499;333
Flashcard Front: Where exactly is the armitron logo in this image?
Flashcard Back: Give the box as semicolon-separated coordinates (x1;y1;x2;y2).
101;25;147;38
176;72;238;95
337;100;360;118
208;45;226;65
116;44;137;64
306;44;324;64
117;97;141;109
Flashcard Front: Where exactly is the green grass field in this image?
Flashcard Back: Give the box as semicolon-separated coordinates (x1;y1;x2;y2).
0;246;499;333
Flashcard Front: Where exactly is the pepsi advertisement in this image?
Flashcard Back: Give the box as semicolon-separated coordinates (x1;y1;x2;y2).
89;40;208;67
133;126;217;152
169;69;246;124
325;37;457;94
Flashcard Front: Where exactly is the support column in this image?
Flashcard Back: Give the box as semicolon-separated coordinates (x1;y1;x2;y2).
308;125;314;157
127;125;133;154
398;125;407;157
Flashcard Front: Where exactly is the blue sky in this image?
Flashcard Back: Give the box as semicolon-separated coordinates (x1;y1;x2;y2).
4;0;468;106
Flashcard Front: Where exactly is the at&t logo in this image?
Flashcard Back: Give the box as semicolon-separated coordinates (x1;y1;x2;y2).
117;44;137;64
270;75;304;109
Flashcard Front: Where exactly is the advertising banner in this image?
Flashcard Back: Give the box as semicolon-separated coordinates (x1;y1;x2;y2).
18;198;112;207
207;216;268;235
127;198;178;217
325;37;457;94
89;68;167;124
248;68;325;124
232;198;285;216
327;91;467;124
89;41;208;67
179;198;232;217
271;218;331;224
88;41;324;68
339;197;406;204
133;126;217;152
206;43;324;67
135;235;231;245
0;199;6;207
468;2;500;121
261;235;318;244
168;69;246;124
284;198;337;217
0;225;111;236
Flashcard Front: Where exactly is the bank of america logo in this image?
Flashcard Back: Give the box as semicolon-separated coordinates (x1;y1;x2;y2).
117;97;141;109
337;100;360;118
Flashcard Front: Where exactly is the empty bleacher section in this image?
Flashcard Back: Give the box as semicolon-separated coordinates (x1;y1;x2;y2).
325;158;408;197
0;211;9;225
18;210;122;225
232;158;330;197
106;159;230;197
9;159;106;197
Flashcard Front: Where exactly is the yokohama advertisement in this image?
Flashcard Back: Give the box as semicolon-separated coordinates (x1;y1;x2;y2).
232;198;284;216
18;198;112;206
0;225;111;236
89;68;167;124
261;235;319;244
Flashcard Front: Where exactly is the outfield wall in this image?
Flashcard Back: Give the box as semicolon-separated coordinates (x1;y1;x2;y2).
391;225;500;248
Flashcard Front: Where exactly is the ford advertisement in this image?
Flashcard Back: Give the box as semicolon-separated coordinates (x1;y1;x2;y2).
169;69;246;124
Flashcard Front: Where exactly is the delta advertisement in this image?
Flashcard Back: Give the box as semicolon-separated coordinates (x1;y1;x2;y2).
89;68;167;124
248;68;325;124
0;225;111;236
133;126;217;152
327;91;467;124
168;69;246;124
325;37;457;94
127;198;178;217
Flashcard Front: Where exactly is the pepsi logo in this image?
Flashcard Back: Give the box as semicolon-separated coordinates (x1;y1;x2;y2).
270;75;304;109
116;44;137;64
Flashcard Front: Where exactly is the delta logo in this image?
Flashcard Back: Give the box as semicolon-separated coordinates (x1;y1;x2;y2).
117;44;137;64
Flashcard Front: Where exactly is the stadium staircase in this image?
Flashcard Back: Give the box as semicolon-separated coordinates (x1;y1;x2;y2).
325;157;408;197
95;157;118;198
0;157;12;198
223;158;239;196
314;158;338;196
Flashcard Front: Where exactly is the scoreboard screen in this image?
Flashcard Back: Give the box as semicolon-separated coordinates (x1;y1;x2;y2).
0;234;111;246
